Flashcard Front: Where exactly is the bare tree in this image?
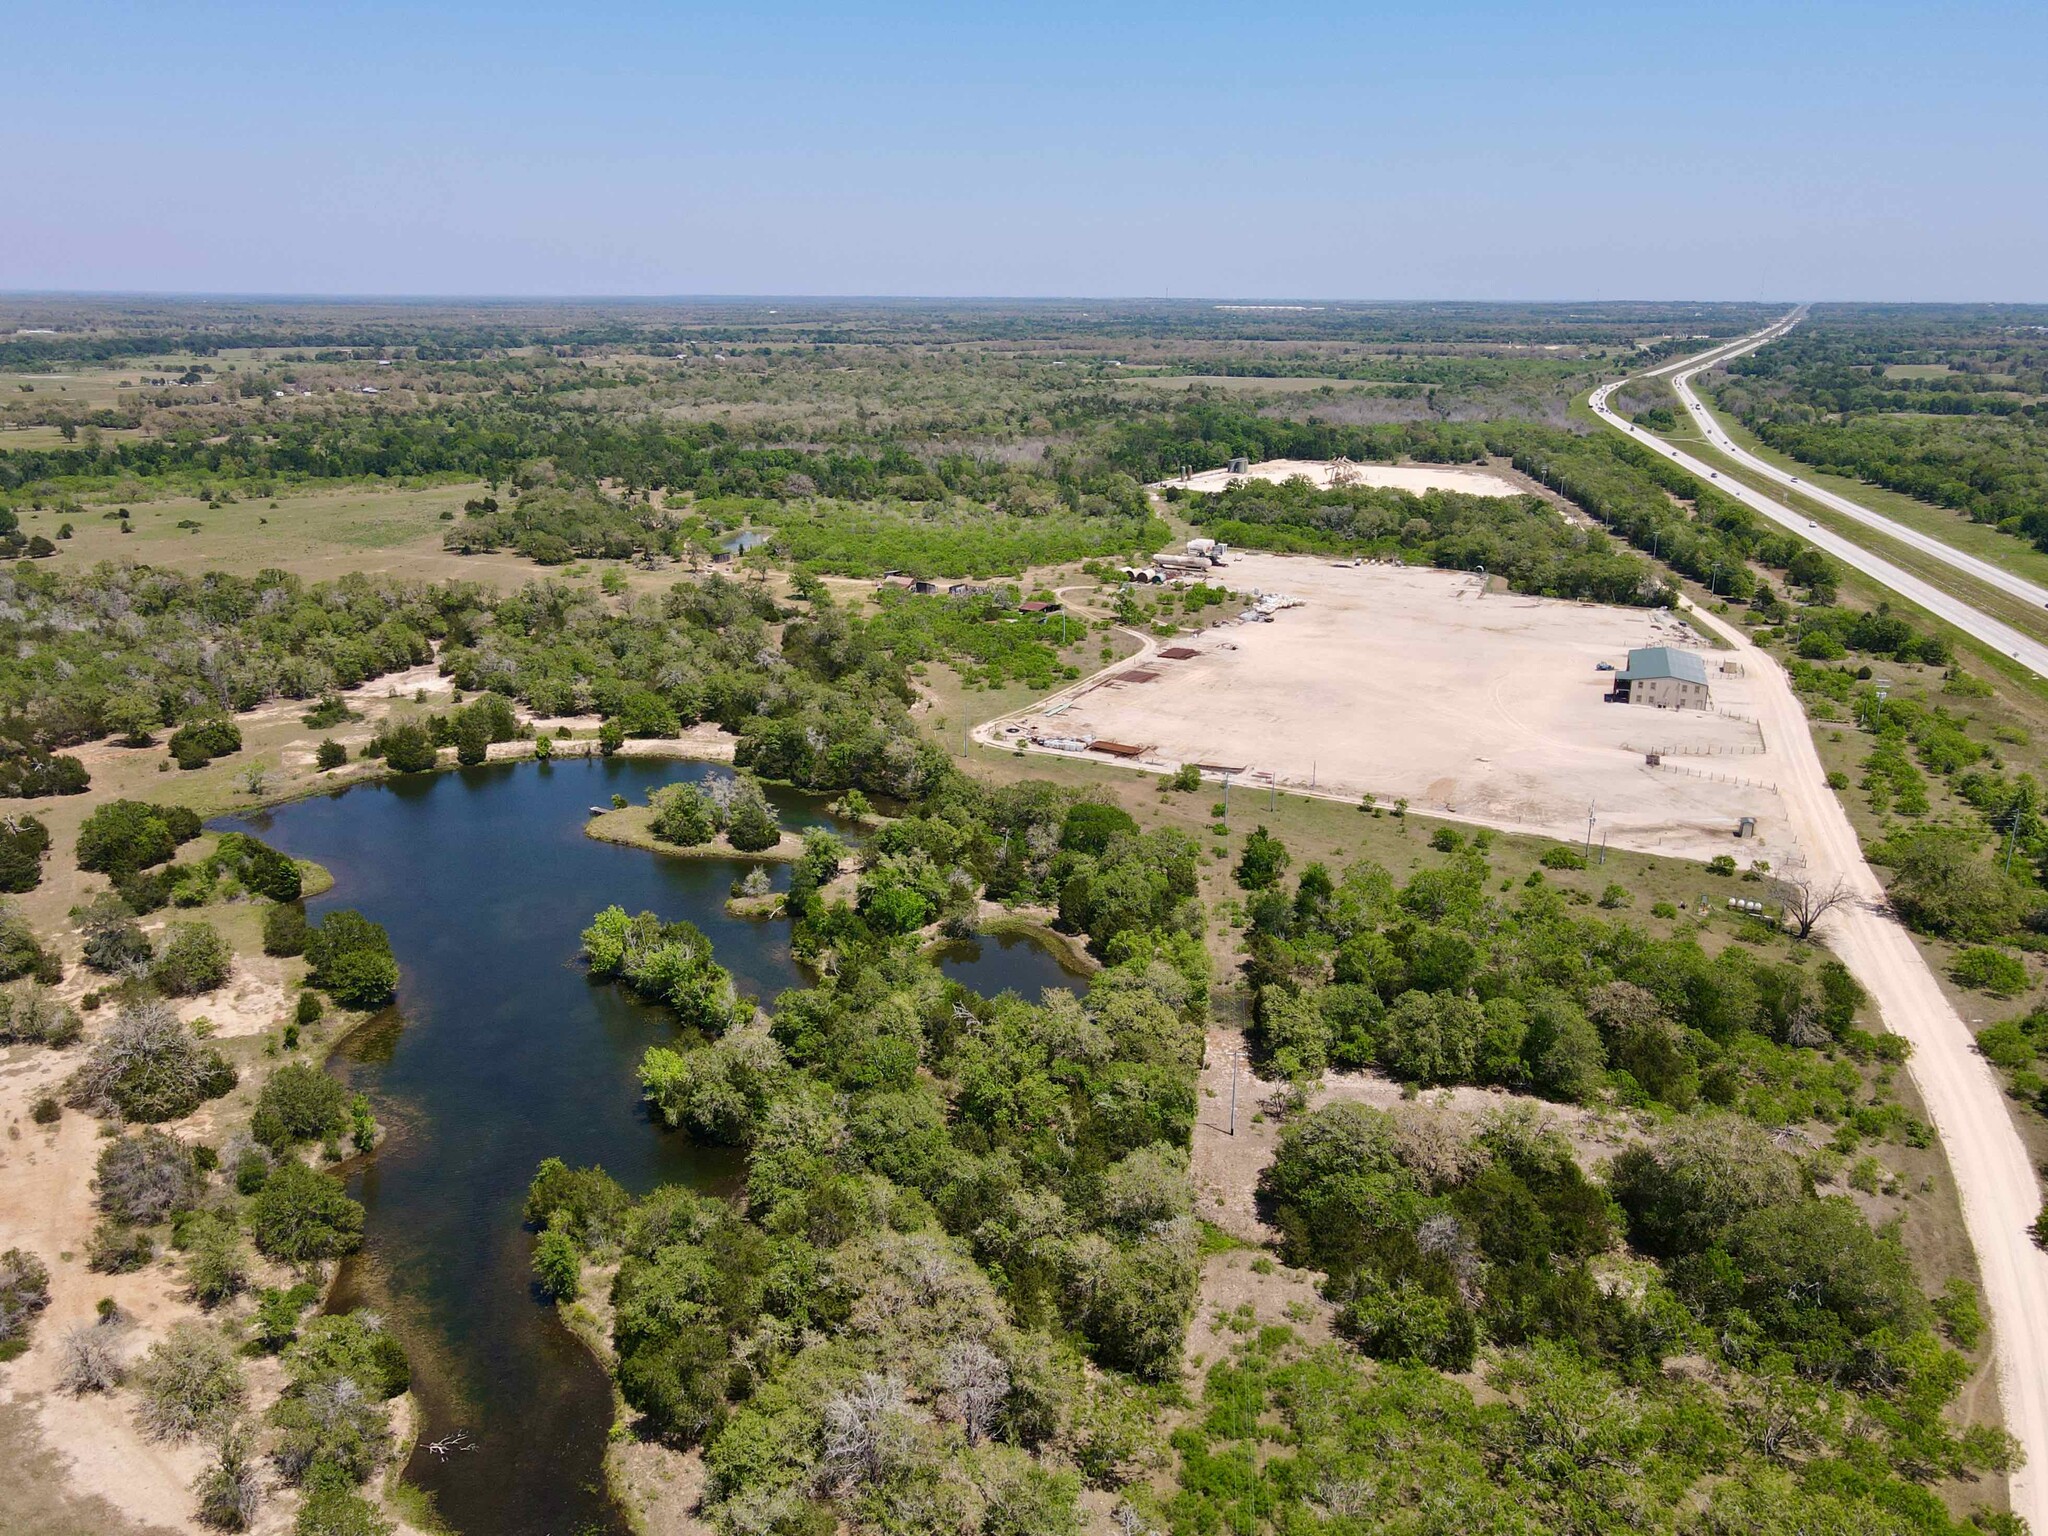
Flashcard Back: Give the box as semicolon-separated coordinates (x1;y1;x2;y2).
938;1339;1009;1446
1780;873;1853;941
65;999;232;1122
820;1372;910;1490
57;1322;126;1394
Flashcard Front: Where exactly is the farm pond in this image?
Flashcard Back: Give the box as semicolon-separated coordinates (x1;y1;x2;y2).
217;755;1081;1536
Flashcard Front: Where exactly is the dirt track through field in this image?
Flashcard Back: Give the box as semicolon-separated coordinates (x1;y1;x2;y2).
1685;598;2048;1526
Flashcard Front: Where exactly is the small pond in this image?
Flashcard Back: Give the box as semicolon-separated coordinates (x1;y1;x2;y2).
930;927;1090;999
720;529;772;554
216;757;850;1536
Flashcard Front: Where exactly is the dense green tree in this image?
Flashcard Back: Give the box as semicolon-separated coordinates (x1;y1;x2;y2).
248;1161;365;1263
304;910;399;1009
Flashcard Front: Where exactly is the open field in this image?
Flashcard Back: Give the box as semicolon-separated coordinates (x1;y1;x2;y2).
1157;456;1524;497
990;553;1793;865
1116;374;1398;395
36;482;483;580
25;480;717;597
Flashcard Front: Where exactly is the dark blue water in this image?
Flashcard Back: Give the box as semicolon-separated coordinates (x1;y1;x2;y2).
218;758;842;1536
932;928;1089;999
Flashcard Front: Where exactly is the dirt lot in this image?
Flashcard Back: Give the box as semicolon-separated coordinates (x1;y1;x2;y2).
996;554;1796;866
1158;456;1524;497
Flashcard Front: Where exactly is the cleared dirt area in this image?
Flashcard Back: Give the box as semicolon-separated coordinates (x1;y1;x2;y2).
1159;456;1523;497
996;554;1796;866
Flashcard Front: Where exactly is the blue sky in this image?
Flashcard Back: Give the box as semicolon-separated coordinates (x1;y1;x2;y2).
5;0;2043;299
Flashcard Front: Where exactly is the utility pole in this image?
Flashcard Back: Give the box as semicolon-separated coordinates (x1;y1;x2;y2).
2003;788;2032;875
1228;1047;1243;1136
1584;802;1596;861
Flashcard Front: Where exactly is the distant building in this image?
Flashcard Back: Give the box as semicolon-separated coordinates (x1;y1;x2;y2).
1611;647;1712;709
1018;599;1061;614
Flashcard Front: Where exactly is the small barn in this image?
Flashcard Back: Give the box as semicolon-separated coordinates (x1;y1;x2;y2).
1611;647;1712;710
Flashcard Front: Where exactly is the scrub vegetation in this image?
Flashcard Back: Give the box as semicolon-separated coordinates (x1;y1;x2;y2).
0;297;2020;1536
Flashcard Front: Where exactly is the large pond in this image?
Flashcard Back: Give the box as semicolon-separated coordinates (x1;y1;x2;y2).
218;758;848;1536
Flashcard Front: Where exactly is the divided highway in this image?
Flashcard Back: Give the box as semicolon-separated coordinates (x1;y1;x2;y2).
1600;325;2048;1523
1590;319;2048;680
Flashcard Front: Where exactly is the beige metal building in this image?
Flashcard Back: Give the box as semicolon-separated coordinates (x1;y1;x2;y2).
1611;646;1712;709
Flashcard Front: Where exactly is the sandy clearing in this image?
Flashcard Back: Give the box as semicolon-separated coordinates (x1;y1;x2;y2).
993;554;1792;865
1159;457;1524;498
1683;597;2048;1526
1185;1251;1334;1381
0;1079;247;1534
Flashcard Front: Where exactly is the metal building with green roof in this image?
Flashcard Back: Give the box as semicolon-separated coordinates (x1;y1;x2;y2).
1611;646;1712;709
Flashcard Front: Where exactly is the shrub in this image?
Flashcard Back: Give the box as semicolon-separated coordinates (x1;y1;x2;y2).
638;1034;789;1145
0;747;89;798
649;782;717;846
1339;1274;1477;1370
296;989;324;1027
723;777;781;853
316;739;348;771
1609;1117;1810;1259
96;1129;202;1224
66;1000;238;1121
184;1212;251;1308
76;799;201;877
0;906;56;983
523;1158;631;1250
369;719;437;774
169;718;243;770
253;1283;320;1352
79;894;153;973
215;832;302;901
88;1221;155;1273
1707;854;1738;877
1598;883;1632;909
133;1321;245;1442
248;1160;364;1263
1540;844;1587;870
284;1311;411;1400
294;1466;394;1536
1234;826;1290;890
304;910;399;1009
0;813;50;892
253;1063;350;1151
31;1092;60;1123
0;984;81;1046
1951;946;2029;997
193;1424;262;1531
0;1247;51;1351
1886;827;2028;941
533;1226;581;1300
264;902;310;957
154;921;233;996
303;695;359;730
